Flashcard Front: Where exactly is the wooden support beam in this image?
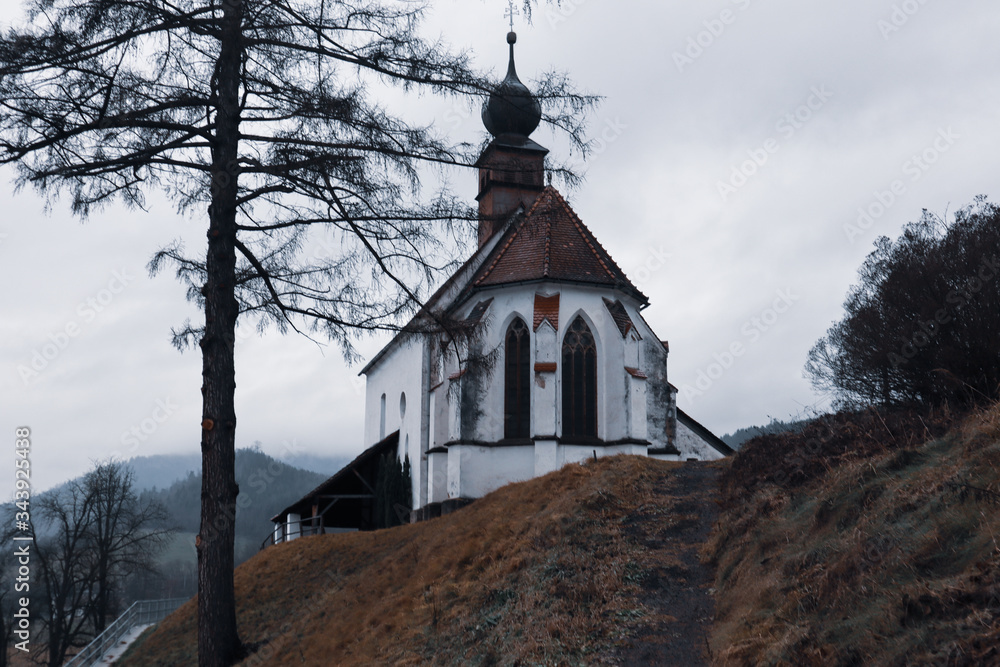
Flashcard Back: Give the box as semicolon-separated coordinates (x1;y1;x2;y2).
352;468;378;495
318;497;340;517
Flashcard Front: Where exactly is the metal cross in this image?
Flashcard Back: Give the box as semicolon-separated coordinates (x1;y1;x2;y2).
504;0;520;32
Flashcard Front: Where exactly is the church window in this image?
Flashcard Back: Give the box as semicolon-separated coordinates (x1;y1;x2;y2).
379;393;386;440
562;316;597;438
504;318;531;439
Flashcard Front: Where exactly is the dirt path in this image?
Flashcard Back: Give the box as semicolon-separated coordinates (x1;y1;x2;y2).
612;461;722;666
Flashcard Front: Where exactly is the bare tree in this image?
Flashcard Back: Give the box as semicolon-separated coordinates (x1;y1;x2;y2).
84;462;172;633
33;482;98;667
28;461;171;667
0;1;593;664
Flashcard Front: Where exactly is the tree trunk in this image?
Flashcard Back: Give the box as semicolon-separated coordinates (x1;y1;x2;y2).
197;0;243;664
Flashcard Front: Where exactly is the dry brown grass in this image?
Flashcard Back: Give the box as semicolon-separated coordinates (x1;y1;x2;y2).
707;402;1000;667
119;455;682;666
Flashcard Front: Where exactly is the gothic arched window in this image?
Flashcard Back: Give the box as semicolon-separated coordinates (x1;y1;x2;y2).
504;318;531;439
562;316;597;438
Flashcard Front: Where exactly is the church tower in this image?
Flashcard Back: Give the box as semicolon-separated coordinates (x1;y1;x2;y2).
475;31;549;246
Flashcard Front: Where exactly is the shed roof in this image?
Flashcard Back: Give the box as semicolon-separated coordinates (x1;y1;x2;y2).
270;430;400;523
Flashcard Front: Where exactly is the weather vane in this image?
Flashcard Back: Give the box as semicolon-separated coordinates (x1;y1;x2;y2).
504;0;520;32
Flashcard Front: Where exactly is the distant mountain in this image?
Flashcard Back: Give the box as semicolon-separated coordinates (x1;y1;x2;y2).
29;449;344;563
140;447;331;559
276;451;351;476
5;449;342;602
721;417;810;450
127;449;350;491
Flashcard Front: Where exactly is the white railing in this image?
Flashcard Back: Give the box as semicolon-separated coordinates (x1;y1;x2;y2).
63;597;188;666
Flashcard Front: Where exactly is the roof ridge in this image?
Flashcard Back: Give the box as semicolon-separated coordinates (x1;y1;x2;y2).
538;187;555;277
546;189;616;281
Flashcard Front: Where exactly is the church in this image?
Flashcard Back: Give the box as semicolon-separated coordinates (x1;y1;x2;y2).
270;32;730;542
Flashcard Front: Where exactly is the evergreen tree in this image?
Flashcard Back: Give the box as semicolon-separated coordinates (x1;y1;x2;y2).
806;198;1000;407
375;452;412;529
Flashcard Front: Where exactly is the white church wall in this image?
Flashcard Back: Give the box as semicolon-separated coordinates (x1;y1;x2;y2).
676;419;726;461
533;322;558;437
427;449;448;503
363;336;427;508
359;275;725;514
448;282;662;445
625;373;648;441
632;317;671;449
452;287;536;443
447;444;534;499
431;383;448;449
534;439;559;476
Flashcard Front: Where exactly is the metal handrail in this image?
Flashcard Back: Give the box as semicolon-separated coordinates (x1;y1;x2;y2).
260;515;326;550
63;597;187;666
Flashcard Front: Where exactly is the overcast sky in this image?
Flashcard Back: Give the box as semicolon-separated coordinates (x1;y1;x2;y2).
2;0;999;496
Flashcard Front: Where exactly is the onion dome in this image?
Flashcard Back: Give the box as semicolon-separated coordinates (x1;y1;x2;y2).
482;32;542;139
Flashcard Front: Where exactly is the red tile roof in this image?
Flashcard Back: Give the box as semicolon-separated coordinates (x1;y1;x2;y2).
603;298;637;339
533;292;560;331
472;187;647;302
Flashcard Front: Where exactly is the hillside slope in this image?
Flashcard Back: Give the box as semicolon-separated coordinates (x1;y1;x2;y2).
707;403;1000;666
120;456;722;666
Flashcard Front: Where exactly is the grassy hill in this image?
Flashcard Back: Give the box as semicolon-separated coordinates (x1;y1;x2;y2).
119;455;723;666
707;402;1000;666
118;404;1000;665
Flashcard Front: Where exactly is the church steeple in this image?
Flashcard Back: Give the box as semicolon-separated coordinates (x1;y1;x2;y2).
475;31;548;248
482;32;542;139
